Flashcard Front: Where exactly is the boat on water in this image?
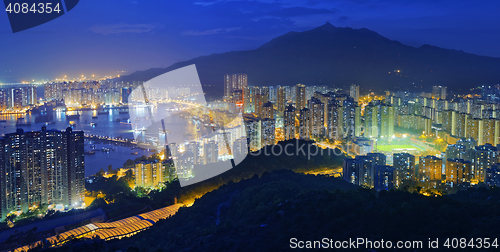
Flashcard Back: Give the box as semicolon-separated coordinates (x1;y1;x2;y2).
91;122;97;127
120;118;132;125
84;150;96;155
66;114;80;120
0;120;7;123
45;121;56;125
92;116;98;119
131;151;139;155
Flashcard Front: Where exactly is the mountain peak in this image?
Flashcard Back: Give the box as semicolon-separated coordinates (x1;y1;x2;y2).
313;21;336;31
121;24;500;95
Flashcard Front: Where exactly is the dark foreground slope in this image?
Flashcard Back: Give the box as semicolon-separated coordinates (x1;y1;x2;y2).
45;171;500;252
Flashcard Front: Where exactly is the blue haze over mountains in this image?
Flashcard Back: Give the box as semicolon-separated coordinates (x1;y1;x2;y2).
120;23;500;97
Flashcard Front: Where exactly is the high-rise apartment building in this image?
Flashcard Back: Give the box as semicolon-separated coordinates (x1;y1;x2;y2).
224;73;248;99
327;100;342;142
342;98;357;141
295;84;306;114
393;153;416;186
254;94;264;118
0;127;84;221
373;165;396;191
283;104;296;140
261;118;276;147
418;155;442;188
364;103;378;138
349;84;359;102
277;86;287;114
472;144;498;183
432;86;447;100
299;108;311;139
380;103;394;137
308;97;324;138
262;101;274;119
445;158;472;186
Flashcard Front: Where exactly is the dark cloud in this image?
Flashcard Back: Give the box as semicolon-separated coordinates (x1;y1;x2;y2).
338;16;349;22
89;23;164;35
182;27;241;36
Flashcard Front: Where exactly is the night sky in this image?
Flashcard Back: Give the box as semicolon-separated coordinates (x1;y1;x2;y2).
1;0;499;83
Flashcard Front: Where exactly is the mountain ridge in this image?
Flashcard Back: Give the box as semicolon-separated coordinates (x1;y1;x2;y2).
120;23;500;98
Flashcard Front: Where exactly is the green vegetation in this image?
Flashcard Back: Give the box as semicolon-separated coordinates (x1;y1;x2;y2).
44;170;500;252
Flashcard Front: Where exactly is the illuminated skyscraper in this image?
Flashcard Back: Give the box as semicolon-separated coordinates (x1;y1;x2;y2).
355;155;375;187
0;127;84;221
245;118;261;151
373;165;396;191
135;161;154;188
393;153;416;186
445;158;472;186
277;86;287;114
418;155;442;188
472;144;498;183
261;118;275;147
327;100;342;142
260;86;270;104
10;88;23;111
254;94;264;118
203;140;219;164
343;158;357;184
366;153;386;166
232;89;243;105
364;103;378;138
224;73;248;99
446;138;477;162
455;112;467;138
262;101;274;119
243;86;253;113
0;89;7;111
299;108;311;139
283;104;296;140
122;87;131;104
342;98;356;141
432;86;447;100
380;104;394;137
308;97;324;138
350;84;359;102
355;106;362;137
295;84;306;113
485;164;500;187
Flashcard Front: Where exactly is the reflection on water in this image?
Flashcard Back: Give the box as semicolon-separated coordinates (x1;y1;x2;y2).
0;107;195;177
84;143;150;176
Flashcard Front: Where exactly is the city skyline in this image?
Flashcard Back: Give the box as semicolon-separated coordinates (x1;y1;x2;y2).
3;2;500;251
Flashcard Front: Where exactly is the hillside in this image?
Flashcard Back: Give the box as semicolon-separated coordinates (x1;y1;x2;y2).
120;23;500;98
49;171;500;252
